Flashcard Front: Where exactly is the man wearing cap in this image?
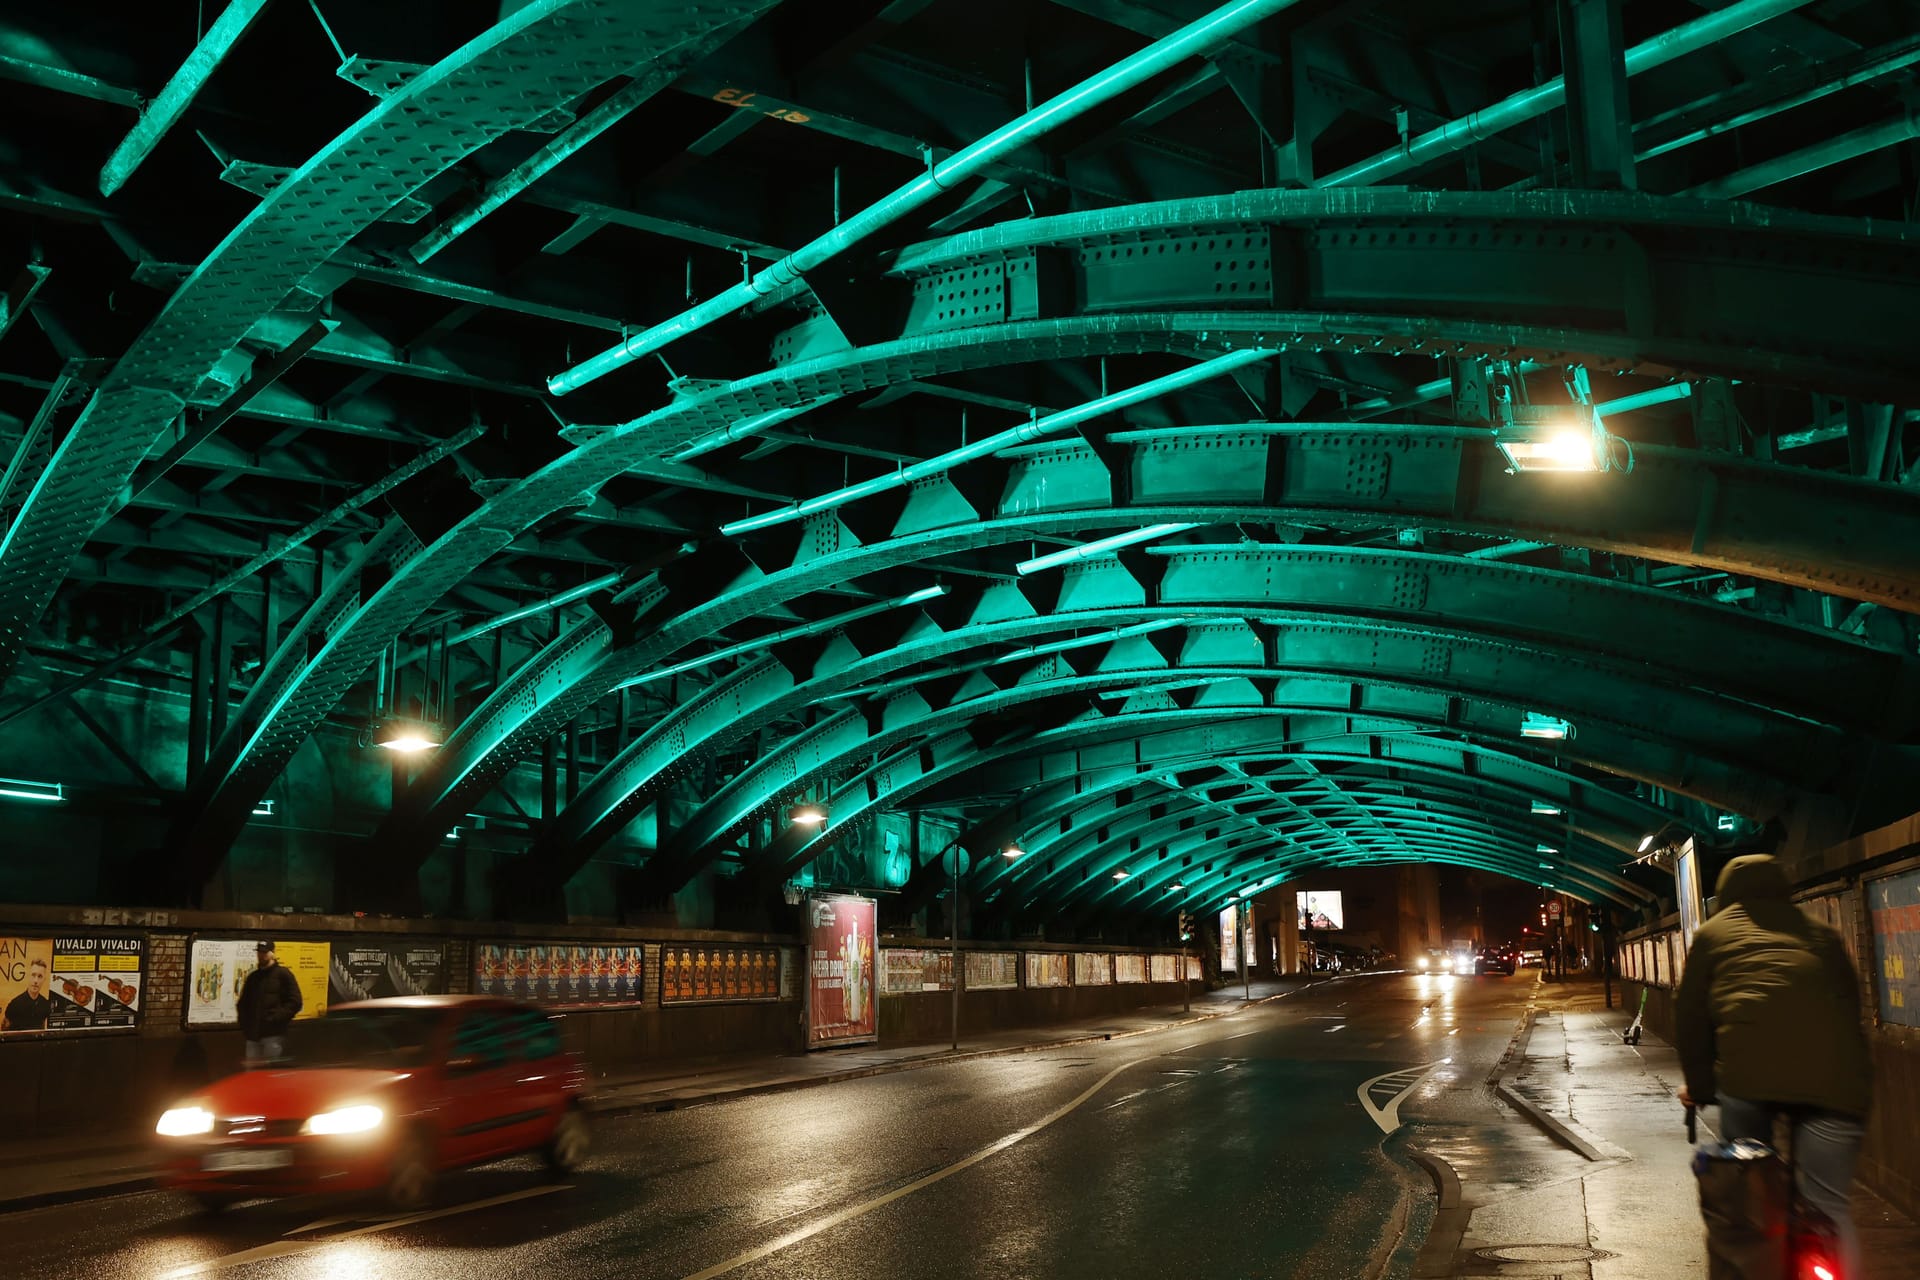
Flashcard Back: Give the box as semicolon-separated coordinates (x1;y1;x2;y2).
235;941;303;1064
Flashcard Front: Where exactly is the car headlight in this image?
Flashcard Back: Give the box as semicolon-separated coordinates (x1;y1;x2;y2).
1416;957;1427;969
303;1104;384;1136
157;1105;215;1137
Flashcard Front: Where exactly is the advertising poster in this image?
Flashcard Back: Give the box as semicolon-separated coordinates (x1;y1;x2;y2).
881;948;953;994
1218;905;1239;972
1025;952;1069;988
1149;955;1178;983
1868;868;1920;1028
330;941;447;1004
807;893;877;1048
1298;891;1344;932
186;938;328;1028
1675;841;1703;947
966;951;1019;990
1115;954;1146;983
473;941;645;1006
1799;892;1861;969
1186;955;1202;982
1;935;144;1035
1074;953;1112;985
660;945;780;1003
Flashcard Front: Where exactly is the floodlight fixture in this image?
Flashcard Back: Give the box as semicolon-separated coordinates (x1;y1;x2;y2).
1001;844;1026;859
1520;712;1573;740
252;800;275;817
1716;813;1737;832
1493;404;1629;474
1530;800;1563;815
787;802;828;826
1113;869;1131;880
374;720;441;753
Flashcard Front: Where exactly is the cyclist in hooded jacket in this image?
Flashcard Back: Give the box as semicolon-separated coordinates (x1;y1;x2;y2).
1675;854;1871;1277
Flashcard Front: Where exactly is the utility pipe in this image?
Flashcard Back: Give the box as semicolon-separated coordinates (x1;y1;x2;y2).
719;347;1274;536
448;572;621;647
1593;381;1691;418
1683;111;1920;199
98;0;274;197
1636;35;1920;162
1319;0;1817;188
545;0;1310;394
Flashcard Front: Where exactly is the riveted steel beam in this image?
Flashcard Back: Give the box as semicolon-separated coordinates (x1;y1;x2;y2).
162;519;418;899
648;644;1830;898
0;0;777;691
468;534;1912;897
756;706;1665;908
156;308;1920;891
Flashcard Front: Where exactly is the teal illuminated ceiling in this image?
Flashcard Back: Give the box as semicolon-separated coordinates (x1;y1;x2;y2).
2;0;1918;922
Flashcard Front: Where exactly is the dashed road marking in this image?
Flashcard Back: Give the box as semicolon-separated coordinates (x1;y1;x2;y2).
1357;1060;1449;1135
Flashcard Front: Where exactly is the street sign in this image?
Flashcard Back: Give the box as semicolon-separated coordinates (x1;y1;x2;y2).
941;846;971;876
1547;900;1562;918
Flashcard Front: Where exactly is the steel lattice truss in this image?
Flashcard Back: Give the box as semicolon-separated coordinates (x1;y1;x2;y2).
2;0;1918;927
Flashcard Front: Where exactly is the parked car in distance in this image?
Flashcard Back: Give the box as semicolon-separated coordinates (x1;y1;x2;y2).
155;996;589;1212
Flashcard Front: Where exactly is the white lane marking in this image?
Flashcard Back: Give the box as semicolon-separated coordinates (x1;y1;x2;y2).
161;1184;569;1277
1224;1029;1261;1040
1356;1060;1448;1135
673;1056;1155;1280
1324;1024;1346;1033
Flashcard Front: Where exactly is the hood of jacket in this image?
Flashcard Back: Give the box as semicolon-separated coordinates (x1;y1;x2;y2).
1714;854;1791;908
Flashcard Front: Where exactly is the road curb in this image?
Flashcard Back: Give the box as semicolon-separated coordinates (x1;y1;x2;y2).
0;1176;157;1214
1404;1145;1468;1280
1487;989;1632;1164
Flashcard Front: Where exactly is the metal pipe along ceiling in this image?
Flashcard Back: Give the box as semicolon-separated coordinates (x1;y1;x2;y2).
544;0;1311;395
1318;0;1818;188
1683;112;1920;199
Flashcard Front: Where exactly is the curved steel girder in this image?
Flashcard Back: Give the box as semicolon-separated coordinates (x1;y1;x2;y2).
771;708;1647;909
198;297;1920;881
654;622;1857;866
466;498;1914;887
667;656;1806;904
515;529;1898;877
1056;790;1637;921
164;520;419;893
0;0;775;688
883;188;1920;400
984;786;1632;922
979;768;1635;903
950;743;1670;893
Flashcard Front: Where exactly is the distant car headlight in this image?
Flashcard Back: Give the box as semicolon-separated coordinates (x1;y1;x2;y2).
1416;957;1428;970
157;1106;215;1137
303;1104;385;1136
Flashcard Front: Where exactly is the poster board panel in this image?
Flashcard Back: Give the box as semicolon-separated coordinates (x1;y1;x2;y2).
186;938;328;1028
807;894;877;1048
965;952;1018;990
472;941;645;1007
660;944;781;1004
2;935;145;1035
1867;867;1920;1028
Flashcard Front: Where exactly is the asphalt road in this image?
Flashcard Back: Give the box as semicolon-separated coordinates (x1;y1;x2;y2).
2;971;1536;1280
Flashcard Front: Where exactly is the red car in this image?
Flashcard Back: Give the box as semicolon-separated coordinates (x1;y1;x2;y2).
156;996;589;1211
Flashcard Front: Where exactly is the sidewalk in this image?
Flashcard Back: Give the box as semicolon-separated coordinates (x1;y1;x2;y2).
0;977;1307;1213
1414;975;1920;1279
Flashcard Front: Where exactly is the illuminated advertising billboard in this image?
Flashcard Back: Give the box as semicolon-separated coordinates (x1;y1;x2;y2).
1298;891;1344;932
1218;905;1239;972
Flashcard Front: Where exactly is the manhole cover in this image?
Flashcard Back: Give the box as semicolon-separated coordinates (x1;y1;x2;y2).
1472;1244;1616;1263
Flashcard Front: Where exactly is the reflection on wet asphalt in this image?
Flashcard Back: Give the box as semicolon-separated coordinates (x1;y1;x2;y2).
3;973;1539;1280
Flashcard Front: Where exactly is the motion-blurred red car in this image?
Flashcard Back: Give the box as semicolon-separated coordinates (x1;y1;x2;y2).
156;995;588;1211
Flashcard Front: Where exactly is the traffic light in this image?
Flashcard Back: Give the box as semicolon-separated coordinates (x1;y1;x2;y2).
1177;910;1192;941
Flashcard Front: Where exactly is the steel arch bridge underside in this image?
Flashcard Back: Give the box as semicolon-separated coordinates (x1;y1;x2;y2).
5;0;1920;931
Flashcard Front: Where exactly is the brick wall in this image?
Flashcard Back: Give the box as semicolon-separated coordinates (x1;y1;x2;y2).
144;933;187;1033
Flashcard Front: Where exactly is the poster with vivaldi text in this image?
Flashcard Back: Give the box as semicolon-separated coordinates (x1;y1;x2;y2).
1;935;145;1034
185;938;329;1028
806;893;877;1049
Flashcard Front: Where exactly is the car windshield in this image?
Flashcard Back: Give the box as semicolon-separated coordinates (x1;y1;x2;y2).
282;1008;439;1069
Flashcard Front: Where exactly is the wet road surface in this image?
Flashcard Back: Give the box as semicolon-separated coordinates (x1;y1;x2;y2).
4;972;1536;1280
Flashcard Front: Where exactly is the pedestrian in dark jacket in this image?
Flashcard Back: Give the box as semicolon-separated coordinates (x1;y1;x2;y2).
236;941;303;1065
1676;854;1871;1277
